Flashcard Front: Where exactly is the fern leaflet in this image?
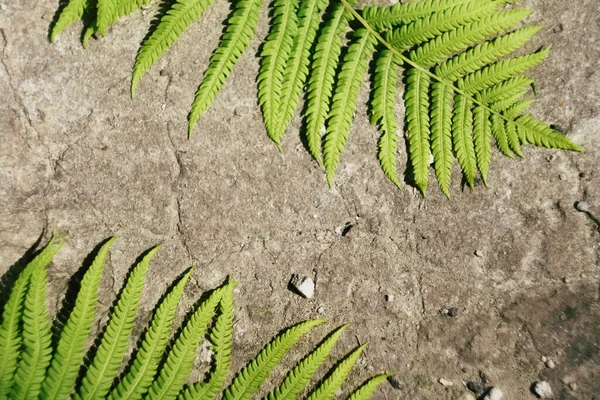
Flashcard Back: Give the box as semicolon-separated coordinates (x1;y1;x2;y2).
41;237;117;400
50;0;88;42
223;319;325;400
430;81;453;197
323;28;376;186
188;0;261;137
75;245;159;400
266;324;349;400
9;256;53;400
131;0;215;98
304;343;367;400
346;374;391;400
108;268;194;400
0;236;62;398
304;1;353;163
452;95;477;187
258;0;299;143
473;105;492;185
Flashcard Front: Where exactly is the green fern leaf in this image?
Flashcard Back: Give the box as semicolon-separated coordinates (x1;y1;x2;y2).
436;25;542;81
258;0;298;143
90;0;152;39
404;68;431;195
146;280;231;400
188;0;261;137
178;279;235;400
97;0;118;36
490;113;512;158
516;114;584;151
504;99;535;119
0;236;62;398
305;1;354;164
266;324;349;400
490;90;527;112
430;81;453;197
410;9;532;68
9;253;54;400
371;49;402;188
452;94;477;187
41;237;117;400
50;0;87;42
304;343;367;400
505;120;522;157
473;105;491;185
346;374;391;400
386;0;499;51
458;47;551;94
75;245;159;400
108;268;194;400
223;319;325;400
272;0;329;146
131;0;215;98
323;29;376;187
477;76;534;105
362;0;472;31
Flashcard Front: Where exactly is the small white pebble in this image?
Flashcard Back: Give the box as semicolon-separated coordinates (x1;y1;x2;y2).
428;153;434;164
483;387;503;400
559;174;566;181
569;382;577;391
0;4;6;10
290;275;315;299
534;381;553;398
335;388;343;396
475;249;483;257
575;201;589;213
334;226;342;235
385;294;395;302
438;378;454;387
545;359;556;369
541;356;548;362
317;306;325;314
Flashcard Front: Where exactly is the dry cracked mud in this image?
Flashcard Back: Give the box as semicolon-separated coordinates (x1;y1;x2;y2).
1;0;599;398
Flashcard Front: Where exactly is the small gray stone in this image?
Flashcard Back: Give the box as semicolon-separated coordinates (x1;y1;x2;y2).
574;201;590;212
475;249;484;257
387;376;402;390
483;387;503;400
385;294;395;302
467;381;487;395
533;381;553;398
545;359;556;369
447;307;459;317
568;382;577;391
289;275;315;299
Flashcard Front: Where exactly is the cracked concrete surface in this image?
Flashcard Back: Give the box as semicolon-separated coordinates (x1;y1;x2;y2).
1;0;599;398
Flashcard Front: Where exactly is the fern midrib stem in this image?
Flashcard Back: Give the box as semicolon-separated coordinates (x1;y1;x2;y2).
341;0;538;129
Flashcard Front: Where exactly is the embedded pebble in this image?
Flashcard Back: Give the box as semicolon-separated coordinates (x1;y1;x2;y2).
533;381;552;398
317;306;325;314
574;201;589;212
545;359;556;369
483;387;503;400
385;294;395;302
290;275;315;298
0;4;6;10
475;249;484;257
568;382;577;391
467;381;487;395
447;307;459;317
438;378;454;387
387;376;402;389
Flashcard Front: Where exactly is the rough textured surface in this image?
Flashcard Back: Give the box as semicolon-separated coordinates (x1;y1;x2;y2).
1;0;599;398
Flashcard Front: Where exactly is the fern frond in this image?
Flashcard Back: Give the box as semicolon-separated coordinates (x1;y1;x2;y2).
516;114;584;151
75;245;159;400
346;374;391;400
458;47;551;94
97;0;118;36
188;0;261;137
436;25;542;81
386;0;498;51
305;1;354;163
266;324;349;400
504;99;535;119
430;81;453;197
452;95;477;187
371;49;402;188
490;90;527;112
410;9;532;68
477;76;533;105
362;0;472;30
0;236;64;399
304;343;367;400
490;113;512;158
223;319;325;400
9;255;53;400
146;279;231;400
323;29;376;187
178;279;235;400
108;268;194;400
50;0;87;42
131;0;215;98
272;0;329;145
404;68;431;195
473;105;491;185
258;0;299;143
92;0;152;38
41;237;117;400
0;236;62;398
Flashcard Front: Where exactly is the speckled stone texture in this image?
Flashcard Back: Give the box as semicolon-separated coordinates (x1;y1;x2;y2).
1;0;598;398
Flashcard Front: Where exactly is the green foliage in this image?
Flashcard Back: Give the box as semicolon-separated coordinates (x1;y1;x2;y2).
0;236;388;399
50;0;583;197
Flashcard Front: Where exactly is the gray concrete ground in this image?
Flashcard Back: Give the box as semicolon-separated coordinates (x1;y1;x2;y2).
1;0;599;398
